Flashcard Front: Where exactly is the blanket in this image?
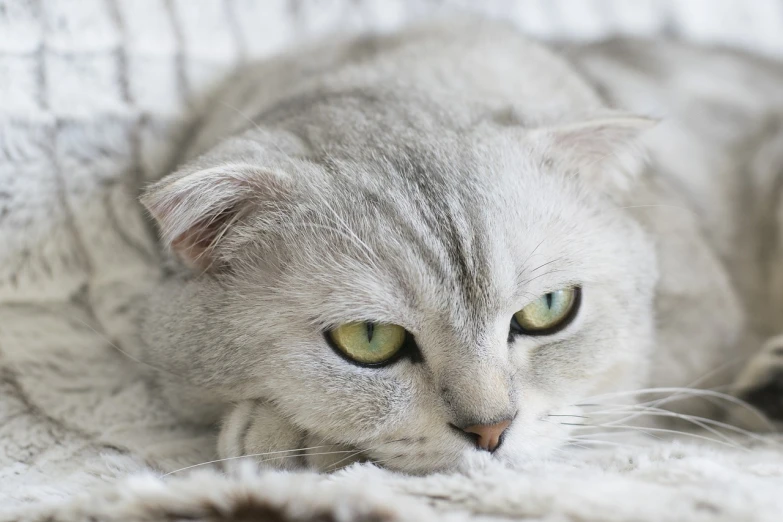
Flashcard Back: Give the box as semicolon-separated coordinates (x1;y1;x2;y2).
2;1;783;520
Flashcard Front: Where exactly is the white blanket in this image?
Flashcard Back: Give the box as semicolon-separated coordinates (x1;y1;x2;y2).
2;1;783;520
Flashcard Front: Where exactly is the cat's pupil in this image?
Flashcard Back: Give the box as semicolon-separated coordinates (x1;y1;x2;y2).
545;293;554;309
366;322;375;342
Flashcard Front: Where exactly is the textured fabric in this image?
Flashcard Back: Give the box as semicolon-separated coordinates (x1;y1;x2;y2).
2;1;783;520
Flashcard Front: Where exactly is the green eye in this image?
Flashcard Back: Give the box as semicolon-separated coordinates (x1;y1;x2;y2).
512;287;580;335
327;322;407;365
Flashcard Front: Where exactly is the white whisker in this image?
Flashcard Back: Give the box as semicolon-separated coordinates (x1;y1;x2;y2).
162;444;342;476
580;386;770;426
572;423;751;451
587;405;777;446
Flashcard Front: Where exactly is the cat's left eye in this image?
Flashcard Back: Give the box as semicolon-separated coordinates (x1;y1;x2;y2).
511;287;581;336
326;322;408;366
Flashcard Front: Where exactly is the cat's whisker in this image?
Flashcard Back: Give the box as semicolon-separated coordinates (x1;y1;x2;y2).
169;436;414;477
323;449;367;473
587;407;743;446
566;421;664;441
161;444;347;477
561;440;592;450
321;437;412;472
586;404;778;446
570;422;751;451
564;438;639;449
366;454;405;468
644;356;748;409
258;449;364;467
579;386;770;426
569;431;643;440
620;204;691;212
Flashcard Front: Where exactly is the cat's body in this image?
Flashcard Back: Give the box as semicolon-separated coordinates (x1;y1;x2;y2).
138;19;783;473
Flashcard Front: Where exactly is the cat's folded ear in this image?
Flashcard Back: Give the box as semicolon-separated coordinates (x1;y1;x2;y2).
528;112;658;191
141;163;288;271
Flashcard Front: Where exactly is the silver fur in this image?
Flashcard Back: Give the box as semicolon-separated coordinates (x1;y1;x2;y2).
138;19;783;473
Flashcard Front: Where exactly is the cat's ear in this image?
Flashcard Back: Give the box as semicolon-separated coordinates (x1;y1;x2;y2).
529;113;657;190
141;163;287;271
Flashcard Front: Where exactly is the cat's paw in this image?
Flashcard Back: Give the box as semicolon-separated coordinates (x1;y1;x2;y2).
727;335;783;430
218;400;307;471
218;400;362;471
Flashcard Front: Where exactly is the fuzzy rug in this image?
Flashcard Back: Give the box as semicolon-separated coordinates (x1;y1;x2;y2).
3;1;783;520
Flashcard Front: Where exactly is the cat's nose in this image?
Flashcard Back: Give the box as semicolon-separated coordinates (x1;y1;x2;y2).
462;419;512;452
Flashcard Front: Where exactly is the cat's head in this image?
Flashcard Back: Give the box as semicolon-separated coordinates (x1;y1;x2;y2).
141;98;657;473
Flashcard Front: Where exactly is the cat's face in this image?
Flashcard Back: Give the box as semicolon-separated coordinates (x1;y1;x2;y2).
142;112;657;473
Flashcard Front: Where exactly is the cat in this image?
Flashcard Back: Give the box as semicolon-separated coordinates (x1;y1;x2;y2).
137;18;783;474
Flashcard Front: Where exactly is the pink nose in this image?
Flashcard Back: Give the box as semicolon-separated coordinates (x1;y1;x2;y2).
463;420;512;452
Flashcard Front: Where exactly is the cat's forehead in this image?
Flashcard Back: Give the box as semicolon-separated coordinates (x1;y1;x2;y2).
278;141;605;329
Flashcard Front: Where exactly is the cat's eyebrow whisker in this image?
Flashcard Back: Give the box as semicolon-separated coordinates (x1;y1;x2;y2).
517;268;566;287
528;257;563;274
518;237;547;274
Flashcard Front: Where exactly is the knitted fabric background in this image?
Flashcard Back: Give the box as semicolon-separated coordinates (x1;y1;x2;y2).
1;1;783;520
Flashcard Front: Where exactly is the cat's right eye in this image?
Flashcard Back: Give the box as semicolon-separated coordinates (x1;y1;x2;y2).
326;322;408;366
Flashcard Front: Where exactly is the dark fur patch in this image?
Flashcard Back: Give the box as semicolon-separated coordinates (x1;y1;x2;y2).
160;494;397;522
739;369;783;421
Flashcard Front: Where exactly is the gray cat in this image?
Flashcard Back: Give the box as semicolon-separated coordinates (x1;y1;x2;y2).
138;18;783;474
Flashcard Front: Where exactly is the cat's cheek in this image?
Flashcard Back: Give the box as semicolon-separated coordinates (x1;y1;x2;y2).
265;355;419;443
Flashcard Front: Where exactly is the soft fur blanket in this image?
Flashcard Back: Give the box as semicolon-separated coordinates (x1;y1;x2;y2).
3;1;783;520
